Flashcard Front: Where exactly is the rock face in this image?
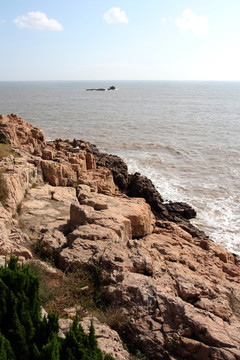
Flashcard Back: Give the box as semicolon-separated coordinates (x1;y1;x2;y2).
164;201;197;220
94;152;129;192
0;113;45;154
80;316;130;360
1;114;240;360
59;315;130;360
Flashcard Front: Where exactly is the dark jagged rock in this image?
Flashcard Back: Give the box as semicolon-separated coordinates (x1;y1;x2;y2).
164;201;197;220
94;152;129;192
164;214;209;241
70;138;97;153
93;153;207;240
127;172;169;219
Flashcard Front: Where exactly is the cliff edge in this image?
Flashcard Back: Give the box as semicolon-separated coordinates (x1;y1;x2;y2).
0;114;240;360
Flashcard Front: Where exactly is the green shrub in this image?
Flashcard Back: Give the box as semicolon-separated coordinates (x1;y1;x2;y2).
0;257;115;360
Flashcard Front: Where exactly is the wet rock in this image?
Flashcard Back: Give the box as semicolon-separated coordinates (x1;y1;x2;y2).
95;152;129;192
164;201;197;219
127;172;168;218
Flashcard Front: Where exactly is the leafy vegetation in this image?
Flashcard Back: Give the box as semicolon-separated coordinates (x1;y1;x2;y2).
0;257;115;360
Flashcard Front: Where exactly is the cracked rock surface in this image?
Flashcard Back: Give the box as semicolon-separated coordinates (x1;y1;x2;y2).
1;114;240;360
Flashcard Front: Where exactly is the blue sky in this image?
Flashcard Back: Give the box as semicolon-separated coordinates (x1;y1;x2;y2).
1;0;240;81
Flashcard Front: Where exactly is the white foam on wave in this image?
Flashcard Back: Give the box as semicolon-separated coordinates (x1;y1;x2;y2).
193;195;240;254
126;156;188;203
125;156;240;255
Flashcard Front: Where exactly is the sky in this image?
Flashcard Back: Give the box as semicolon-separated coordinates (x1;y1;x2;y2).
1;0;240;81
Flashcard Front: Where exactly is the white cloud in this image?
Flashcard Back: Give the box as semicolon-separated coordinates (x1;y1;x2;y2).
103;7;128;24
13;11;63;31
175;9;210;36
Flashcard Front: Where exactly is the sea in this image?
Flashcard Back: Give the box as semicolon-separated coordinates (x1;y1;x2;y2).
0;80;239;254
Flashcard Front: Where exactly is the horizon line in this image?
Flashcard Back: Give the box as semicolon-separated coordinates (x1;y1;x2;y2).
1;79;240;82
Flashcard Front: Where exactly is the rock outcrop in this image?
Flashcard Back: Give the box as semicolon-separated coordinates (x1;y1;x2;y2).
0;113;45;154
0;114;240;360
94;152;129;192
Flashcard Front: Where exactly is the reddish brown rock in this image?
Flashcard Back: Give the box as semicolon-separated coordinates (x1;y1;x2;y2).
77;189;155;238
41;160;78;186
69;203;132;242
58;315;130;360
0;152;41;212
77;168;118;195
86;152;96;170
80;316;130;360
0;217;32;260
0;114;45;154
1;114;240;360
95;152;129;191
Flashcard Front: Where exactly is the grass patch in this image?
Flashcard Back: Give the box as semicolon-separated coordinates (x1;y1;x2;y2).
0;142;19;159
29;258;109;317
0;172;8;207
31;239;46;260
29;258;148;359
131;350;148;360
29;261;58;306
96;304;128;331
228;290;240;316
16;202;23;215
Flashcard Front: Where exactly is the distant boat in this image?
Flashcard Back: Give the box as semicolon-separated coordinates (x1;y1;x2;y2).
108;86;116;90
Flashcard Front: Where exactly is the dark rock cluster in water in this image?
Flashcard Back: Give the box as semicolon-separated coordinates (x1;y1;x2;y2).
86;86;116;91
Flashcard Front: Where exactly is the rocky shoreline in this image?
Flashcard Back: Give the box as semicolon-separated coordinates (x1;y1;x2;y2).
0;113;240;360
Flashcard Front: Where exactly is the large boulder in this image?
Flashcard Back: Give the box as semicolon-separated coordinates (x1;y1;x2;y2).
41;160;78;186
77;168;118;195
69;203;132;242
77;189;155;238
59;189;155;271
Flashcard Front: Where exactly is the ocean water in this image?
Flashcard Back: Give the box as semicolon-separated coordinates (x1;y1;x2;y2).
0;80;239;254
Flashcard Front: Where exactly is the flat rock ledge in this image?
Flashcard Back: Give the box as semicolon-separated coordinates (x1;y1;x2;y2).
0;114;240;360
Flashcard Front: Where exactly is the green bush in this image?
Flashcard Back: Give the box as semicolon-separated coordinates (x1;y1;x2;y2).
0;257;115;360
